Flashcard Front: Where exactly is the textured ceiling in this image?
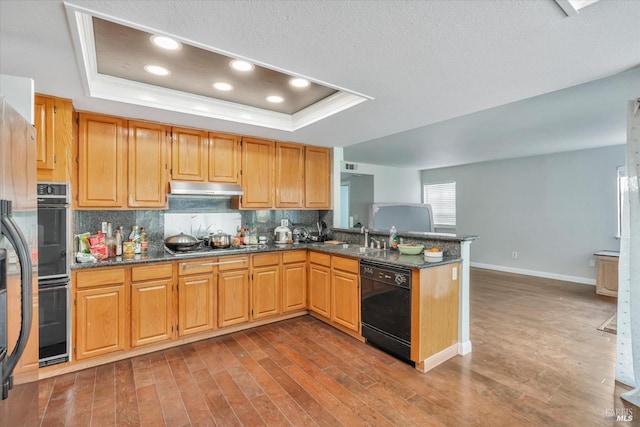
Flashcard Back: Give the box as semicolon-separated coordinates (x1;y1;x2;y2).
1;0;639;170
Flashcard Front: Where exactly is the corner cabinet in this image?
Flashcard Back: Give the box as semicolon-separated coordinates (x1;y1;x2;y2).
76;113;126;208
128;121;169;208
304;146;331;209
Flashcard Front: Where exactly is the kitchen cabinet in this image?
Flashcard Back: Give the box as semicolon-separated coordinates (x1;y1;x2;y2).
178;258;216;336
411;262;459;372
251;253;281;320
304;146;331;209
275;142;305;208
331;256;360;333
130;263;174;347
595;253;619;297
35;95;74;183
308;252;331;318
128;121;169;208
77;113;126;208
74;267;127;360
218;255;250;327
282;250;307;313
170;127;208;181
209;132;241;183
237;137;274;208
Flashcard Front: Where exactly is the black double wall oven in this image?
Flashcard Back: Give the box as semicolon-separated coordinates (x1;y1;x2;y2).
37;182;70;367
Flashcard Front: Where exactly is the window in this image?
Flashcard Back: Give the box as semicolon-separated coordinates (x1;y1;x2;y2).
617;166;627;238
423;182;456;228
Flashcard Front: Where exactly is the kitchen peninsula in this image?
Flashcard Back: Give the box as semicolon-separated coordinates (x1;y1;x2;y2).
59;231;477;381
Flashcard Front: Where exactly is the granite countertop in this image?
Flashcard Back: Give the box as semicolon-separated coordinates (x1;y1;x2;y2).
71;242;462;271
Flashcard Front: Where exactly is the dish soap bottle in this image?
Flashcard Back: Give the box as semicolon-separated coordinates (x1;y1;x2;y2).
389;225;398;251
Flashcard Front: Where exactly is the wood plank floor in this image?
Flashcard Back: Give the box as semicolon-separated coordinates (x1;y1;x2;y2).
2;268;637;426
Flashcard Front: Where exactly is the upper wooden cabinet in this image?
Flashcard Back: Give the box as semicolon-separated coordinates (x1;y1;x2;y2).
304;146;331;209
35;94;74;182
77;113;126;208
128;121;169;208
171;127;208;181
209;132;241;184
238;137;275;209
275;142;305;208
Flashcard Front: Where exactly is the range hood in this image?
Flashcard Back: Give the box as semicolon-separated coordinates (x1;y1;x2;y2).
169;181;244;197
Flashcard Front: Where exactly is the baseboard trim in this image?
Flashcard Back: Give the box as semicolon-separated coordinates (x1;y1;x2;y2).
470;262;596;285
458;340;472;355
414;343;459;373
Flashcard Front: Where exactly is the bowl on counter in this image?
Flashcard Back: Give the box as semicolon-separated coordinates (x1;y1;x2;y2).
424;248;444;260
397;243;424;255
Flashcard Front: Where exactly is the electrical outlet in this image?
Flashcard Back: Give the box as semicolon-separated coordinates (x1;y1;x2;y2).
511;251;518;259
589;259;596;267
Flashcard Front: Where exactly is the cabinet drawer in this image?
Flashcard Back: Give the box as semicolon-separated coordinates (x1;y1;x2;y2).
131;263;173;281
253;253;280;267
218;255;250;271
76;267;125;289
282;250;307;264
332;256;359;274
178;258;216;276
309;251;331;267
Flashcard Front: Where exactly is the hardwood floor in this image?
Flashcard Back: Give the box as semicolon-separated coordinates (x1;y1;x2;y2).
2;268;637;426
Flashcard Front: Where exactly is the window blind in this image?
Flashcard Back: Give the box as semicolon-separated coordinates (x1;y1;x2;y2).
424;182;456;227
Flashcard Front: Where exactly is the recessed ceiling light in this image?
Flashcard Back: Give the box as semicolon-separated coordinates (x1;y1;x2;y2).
212;82;234;91
144;64;170;76
266;95;284;103
290;78;310;88
230;60;254;72
150;35;181;50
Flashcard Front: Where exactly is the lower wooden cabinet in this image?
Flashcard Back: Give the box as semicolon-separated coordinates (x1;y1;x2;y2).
282;251;307;313
74;267;127;360
178;258;216;336
251;253;281;320
131;264;174;346
595;254;619;297
308;252;332;318
218;256;250;327
331;256;360;333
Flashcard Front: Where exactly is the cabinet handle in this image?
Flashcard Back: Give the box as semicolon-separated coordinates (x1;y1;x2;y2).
181;258;248;269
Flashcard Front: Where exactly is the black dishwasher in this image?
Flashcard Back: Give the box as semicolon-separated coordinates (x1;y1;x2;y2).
360;260;412;362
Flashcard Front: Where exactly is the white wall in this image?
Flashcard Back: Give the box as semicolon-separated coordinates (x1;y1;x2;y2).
341;162;421;203
421;145;626;284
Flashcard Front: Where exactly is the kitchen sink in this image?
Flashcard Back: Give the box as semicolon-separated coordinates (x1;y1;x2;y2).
336;244;387;254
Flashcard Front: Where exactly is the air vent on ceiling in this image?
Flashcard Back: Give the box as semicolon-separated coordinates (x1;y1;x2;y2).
344;163;358;171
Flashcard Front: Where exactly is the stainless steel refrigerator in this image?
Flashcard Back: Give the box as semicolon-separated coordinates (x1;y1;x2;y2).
0;96;37;400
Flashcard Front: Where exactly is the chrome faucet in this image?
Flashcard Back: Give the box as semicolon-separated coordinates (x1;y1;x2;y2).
370;237;381;249
361;226;369;248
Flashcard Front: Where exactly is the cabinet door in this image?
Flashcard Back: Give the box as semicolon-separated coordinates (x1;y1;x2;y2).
332;269;360;333
6;273;39;375
282;261;307;313
275;142;304;208
308;263;331;318
209;132;240;183
304;146;331;208
596;256;619;296
240;137;274;208
171;127;208;181
75;285;126;360
34;95;55;171
131;278;173;347
178;274;216;336
77;113;126;207
128;121;169;208
252;265;280;320
218;270;250;327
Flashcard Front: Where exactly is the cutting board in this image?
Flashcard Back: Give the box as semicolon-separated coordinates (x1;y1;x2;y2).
323;240;345;245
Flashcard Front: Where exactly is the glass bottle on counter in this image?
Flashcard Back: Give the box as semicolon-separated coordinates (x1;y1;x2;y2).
106;222;117;258
140;227;148;254
114;227;122;256
129;225;141;254
389;225;398;251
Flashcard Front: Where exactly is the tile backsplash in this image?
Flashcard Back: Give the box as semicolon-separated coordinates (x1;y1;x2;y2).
73;196;333;250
